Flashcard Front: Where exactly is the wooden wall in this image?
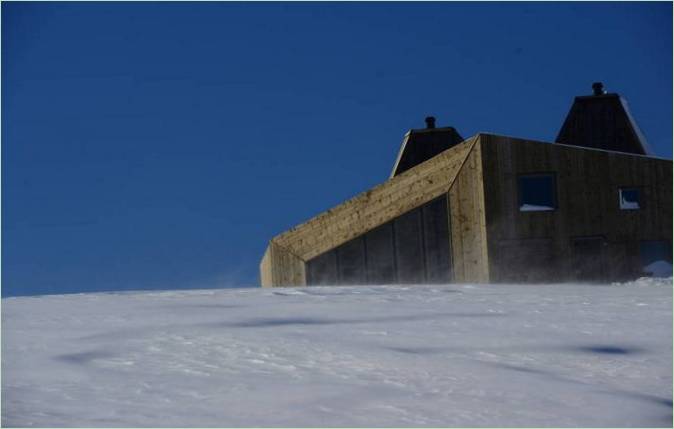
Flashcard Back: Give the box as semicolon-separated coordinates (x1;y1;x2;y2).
479;134;672;282
260;136;479;287
449;141;489;282
259;241;305;287
260;131;670;287
304;196;452;286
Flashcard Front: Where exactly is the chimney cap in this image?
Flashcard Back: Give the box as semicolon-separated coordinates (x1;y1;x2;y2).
592;82;606;96
425;116;436;129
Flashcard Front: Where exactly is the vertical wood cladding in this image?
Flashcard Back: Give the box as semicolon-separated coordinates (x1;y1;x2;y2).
263;132;671;287
263;137;477;287
571;236;607;281
394;208;425;283
304;250;338;286
494;238;555;283
273;137;477;262
422;197;453;283
479;134;672;283
259;241;305;287
336;237;367;284
306;196;452;285
448;142;490;283
365;224;396;284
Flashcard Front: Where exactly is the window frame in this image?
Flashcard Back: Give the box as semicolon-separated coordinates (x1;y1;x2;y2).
517;172;558;213
618;186;641;211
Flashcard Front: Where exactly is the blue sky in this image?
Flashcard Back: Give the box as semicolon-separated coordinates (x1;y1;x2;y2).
2;2;672;296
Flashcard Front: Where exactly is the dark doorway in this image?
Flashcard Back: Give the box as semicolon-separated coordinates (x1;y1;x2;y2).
571;236;607;282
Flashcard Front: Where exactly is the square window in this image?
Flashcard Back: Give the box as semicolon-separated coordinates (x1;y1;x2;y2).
518;174;556;212
619;188;640;210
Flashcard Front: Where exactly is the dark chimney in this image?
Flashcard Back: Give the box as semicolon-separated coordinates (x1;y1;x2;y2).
425;116;436;129
592;82;606;96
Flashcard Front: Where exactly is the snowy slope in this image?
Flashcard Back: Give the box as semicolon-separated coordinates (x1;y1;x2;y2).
2;279;672;427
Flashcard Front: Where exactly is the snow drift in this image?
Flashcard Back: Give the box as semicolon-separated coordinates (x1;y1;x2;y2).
2;278;672;427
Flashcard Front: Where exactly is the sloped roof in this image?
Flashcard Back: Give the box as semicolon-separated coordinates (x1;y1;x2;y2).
555;93;653;155
390;126;465;177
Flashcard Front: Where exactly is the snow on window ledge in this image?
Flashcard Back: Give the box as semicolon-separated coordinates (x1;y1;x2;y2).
620;199;640;210
519;204;555;212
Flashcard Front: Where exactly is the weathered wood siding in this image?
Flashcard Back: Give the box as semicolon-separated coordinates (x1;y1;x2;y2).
304;196;452;286
479;134;672;282
261;131;669;287
259;245;273;287
260;136;479;286
273;136;477;260
259;241;305;287
448;140;489;282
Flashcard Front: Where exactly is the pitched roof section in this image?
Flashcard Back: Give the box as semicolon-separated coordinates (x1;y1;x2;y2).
555;91;652;155
273;135;479;261
390;126;465;178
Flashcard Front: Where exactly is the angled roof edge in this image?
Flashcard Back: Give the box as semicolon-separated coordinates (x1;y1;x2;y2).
389;131;411;178
479;132;671;162
619;96;654;155
389;126;464;178
272;135;480;261
264;239;304;262
554;92;653;156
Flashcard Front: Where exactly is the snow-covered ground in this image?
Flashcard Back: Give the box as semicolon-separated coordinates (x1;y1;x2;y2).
2;279;672;427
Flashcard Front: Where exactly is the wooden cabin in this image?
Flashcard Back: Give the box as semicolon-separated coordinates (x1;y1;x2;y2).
260;84;672;286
